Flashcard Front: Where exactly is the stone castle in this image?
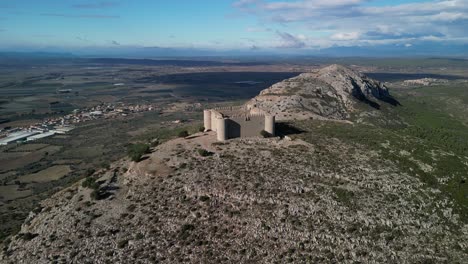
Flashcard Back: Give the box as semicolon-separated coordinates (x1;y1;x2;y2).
203;106;275;141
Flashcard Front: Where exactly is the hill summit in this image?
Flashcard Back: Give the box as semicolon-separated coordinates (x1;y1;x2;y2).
246;64;398;120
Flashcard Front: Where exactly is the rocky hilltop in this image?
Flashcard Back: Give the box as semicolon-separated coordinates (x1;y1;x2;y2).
246;64;398;120
1;131;466;263
1;65;466;263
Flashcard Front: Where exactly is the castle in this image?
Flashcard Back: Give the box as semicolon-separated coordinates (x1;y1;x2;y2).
203;106;275;141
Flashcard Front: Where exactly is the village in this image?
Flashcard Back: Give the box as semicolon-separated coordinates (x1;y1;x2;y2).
0;103;158;145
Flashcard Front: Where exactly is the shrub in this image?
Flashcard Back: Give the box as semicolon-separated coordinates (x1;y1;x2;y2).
179;224;195;240
198;149;213;157
101;162;111;169
150;139;160;147
127;143;150;162
82;177;98;189
178;130;189;138
117;239;129;248
90;190;102;200
127;204;137;212
260;130;272;138
198;126;205;132
85;168;96;177
199;195;210;202
19;233;38;241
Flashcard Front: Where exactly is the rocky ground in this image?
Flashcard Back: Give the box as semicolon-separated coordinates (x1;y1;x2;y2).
246;64;397;120
1;131;466;263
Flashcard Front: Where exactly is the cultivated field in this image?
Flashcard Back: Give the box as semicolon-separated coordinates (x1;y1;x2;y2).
18;165;71;183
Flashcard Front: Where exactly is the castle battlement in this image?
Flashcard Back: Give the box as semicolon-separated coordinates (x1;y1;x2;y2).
212;105;246;112
203;106;275;141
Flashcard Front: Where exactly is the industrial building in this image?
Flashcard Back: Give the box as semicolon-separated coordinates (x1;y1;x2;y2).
52;126;74;134
26;131;56;141
0;131;40;145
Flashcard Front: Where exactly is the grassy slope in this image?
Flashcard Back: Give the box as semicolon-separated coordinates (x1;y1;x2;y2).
294;82;468;223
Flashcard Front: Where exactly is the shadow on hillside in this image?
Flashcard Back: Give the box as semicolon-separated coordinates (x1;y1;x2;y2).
351;79;401;109
139;156;150;162
276;122;306;137
378;95;401;106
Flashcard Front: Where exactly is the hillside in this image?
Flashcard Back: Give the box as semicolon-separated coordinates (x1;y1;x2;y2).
246;64;398;120
1;132;466;263
1;65;468;263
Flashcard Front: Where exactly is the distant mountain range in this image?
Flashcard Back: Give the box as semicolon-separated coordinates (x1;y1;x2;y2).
1;42;467;59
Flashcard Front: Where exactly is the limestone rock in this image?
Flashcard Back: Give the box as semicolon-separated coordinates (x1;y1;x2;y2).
246;64;398;120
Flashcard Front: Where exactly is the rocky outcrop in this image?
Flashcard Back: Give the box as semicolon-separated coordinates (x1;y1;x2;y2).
403;78;449;86
246;64;399;120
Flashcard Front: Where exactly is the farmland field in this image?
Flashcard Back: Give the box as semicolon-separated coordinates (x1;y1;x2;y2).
0;185;32;201
18;165;71;183
9;143;49;152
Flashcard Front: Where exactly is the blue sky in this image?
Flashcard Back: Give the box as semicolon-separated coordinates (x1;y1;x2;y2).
1;0;467;55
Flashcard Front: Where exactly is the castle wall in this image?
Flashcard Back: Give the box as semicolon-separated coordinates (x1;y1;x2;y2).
227;115;265;138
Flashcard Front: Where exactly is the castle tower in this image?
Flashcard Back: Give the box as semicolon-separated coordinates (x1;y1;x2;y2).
265;115;275;136
203;110;212;131
216;117;227;141
210;110;217;132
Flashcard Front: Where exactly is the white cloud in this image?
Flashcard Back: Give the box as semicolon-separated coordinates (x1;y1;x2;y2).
428;12;468;22
233;0;468;49
297;34;307;40
331;32;360;41
264;0;366;10
276;31;306;48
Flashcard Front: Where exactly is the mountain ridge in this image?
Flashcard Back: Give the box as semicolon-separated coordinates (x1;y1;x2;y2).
246;64;399;120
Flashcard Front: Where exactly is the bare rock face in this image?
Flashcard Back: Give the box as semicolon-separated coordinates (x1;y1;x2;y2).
246;64;398;120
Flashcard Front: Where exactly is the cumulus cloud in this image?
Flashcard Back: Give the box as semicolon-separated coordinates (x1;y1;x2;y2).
276;31;306;48
233;0;468;48
233;0;261;9
331;32;361;41
428;12;468;22
264;0;366;10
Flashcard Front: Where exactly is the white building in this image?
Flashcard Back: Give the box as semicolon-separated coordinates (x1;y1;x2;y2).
26;131;56;141
0;131;40;145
